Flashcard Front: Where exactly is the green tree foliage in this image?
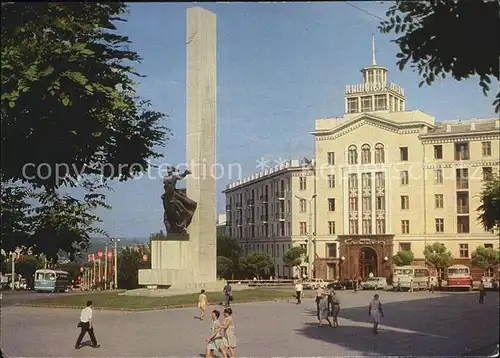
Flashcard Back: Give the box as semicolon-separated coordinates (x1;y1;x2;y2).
477;172;500;233
392;250;414;266
217;256;233;279
217;235;242;276
239;252;273;278
59;261;83;284
15;255;44;287
117;245;150;289
379;0;500;112
423;242;453;272
283;246;306;273
1;3;169;259
471;246;500;271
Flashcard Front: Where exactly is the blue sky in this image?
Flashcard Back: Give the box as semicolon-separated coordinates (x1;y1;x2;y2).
92;2;496;238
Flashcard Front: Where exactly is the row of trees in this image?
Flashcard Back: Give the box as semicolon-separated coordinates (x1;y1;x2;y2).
392;243;500;274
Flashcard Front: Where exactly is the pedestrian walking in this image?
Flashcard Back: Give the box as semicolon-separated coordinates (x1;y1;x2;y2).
315;287;324;321
294;281;303;304
395;278;403;292
353;276;358;292
408;278;414;292
428;277;435;299
75;301;100;349
328;289;341;328
219;308;236;358
205;310;224;358
318;293;332;327
198;289;208;320
223;282;232;308
479;280;486;304
368;294;384;334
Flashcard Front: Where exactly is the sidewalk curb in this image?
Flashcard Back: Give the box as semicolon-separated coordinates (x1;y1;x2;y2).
15;298;292;312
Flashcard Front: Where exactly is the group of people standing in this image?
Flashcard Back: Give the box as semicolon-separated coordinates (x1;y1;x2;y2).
315;287;341;328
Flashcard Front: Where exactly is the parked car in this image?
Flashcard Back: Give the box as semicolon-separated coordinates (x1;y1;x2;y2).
327;278;354;291
302;278;327;290
361;277;390;290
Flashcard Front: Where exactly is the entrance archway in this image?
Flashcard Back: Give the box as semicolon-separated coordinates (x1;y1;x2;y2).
359;247;378;278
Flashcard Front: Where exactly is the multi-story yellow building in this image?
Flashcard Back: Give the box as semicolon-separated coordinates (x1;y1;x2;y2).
223;44;500;280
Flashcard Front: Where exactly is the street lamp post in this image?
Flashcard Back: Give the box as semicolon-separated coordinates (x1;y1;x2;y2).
110;238;120;290
104;244;108;290
295;194;317;279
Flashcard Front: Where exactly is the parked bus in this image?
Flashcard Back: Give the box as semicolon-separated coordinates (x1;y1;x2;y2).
34;269;69;293
444;264;472;290
392;266;430;291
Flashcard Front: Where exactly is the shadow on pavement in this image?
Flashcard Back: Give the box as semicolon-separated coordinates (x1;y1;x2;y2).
296;293;499;356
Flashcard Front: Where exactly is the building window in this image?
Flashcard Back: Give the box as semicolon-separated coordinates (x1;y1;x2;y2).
375;172;385;187
435;218;444;232
362;220;372;234
400;147;408;161
361;96;372;112
326;243;337;258
482;141;492;157
327;152;335;165
349;173;358;188
299;177;307;190
456;168;468;190
456;192;469;214
299;222;307;235
457;216;470;233
374;143;385;164
362;197;371;211
348;145;358;165
401;171;409;185
399;242;411;251
483;167;493;181
434;145;443;159
401;195;409;210
454;142;470;161
434;169;443;184
349;220;359;234
299;243;307;255
327;175;335;188
361;144;371;164
349;197;358;211
484;244;494;249
328;198;336;211
459;244;469;258
376;219;385;234
376;196;385;210
347;98;358;113
401;220;410;234
299;199;307;213
328;221;336;235
435;194;444;209
374;94;387;111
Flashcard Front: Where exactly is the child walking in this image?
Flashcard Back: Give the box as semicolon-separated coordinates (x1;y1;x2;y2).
205;310;225;358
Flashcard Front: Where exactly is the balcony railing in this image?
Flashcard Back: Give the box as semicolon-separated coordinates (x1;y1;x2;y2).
457;205;469;214
275;212;286;221
247;199;255;206
456;180;469;190
275;191;286;200
260;195;269;203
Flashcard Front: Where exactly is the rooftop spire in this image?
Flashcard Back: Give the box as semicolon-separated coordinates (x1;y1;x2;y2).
372;35;376;66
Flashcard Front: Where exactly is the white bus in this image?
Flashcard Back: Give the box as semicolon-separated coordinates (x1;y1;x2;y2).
393;266;430;291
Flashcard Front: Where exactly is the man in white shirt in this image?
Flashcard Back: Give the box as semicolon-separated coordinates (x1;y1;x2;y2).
75;301;100;349
295;281;303;304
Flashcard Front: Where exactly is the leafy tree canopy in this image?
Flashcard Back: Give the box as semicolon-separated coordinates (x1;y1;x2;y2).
423;242;453;270
392;250;414;266
239;252;273;277
283;246;306;268
117;245;150;289
1;3;169;260
217;256;233;279
217;236;242;266
477;172;500;233
471;246;500;270
379;0;500;112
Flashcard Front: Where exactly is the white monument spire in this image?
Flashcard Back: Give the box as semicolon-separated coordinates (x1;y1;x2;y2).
372;35;376;66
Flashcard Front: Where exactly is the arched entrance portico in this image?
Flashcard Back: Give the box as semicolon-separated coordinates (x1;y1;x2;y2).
359;247;378;278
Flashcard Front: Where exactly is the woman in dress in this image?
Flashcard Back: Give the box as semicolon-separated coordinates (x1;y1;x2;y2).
205;310;225;358
328;289;341;328
198;289;208;320
219;308;236;358
318;292;332;327
368;293;384;334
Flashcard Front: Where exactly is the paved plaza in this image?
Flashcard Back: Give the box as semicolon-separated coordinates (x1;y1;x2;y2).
1;290;498;357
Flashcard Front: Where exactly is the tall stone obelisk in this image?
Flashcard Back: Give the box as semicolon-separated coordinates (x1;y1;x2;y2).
185;7;217;284
137;7;217;289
